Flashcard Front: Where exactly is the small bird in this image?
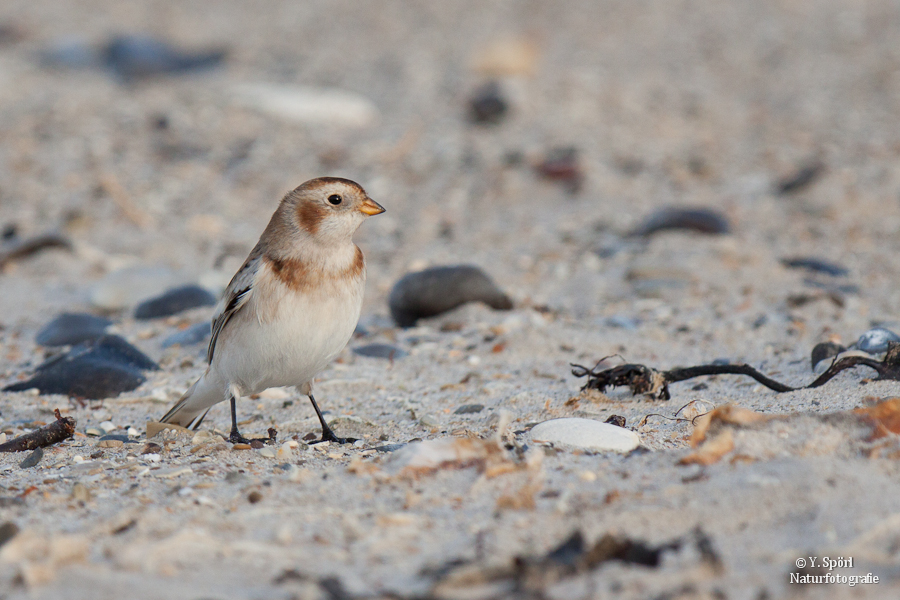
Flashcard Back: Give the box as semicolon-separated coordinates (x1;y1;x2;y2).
160;177;384;443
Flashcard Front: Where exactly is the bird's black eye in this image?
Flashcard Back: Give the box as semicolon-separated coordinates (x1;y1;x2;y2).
328;194;342;205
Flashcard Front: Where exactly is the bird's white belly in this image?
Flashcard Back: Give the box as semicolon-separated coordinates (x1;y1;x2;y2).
211;281;362;395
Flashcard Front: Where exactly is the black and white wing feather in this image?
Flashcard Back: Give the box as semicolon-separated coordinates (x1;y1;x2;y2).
207;250;261;364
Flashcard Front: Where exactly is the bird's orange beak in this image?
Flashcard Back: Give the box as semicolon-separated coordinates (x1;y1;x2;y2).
359;198;386;216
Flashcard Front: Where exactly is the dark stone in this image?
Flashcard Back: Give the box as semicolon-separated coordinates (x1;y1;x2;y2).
605;415;626;428
3;335;157;399
352;343;408;360
811;342;846;370
468;81;508;125
454;404;484;414
162;322;210;348
0;522;18;548
103;35;226;82
632;207;730;237
389;265;513;327
99;434;132;443
781;257;848;277
134;285;216;319
19;447;43;468
35;313;113;347
776;161;824;195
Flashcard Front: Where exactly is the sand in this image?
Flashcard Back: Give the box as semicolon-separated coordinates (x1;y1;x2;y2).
2;1;900;598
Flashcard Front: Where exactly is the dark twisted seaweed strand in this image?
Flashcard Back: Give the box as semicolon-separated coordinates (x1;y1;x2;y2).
572;344;900;400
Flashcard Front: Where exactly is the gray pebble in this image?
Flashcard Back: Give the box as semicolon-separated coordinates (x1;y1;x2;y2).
36;313;112;347
856;328;900;354
389;265;513;327
468;80;508;125
0;522;18;548
373;443;407;453
781;257;848;277
352;343;408;360
3;335;157;399
605;315;640;330
135;285;216;320
632;207;730;237
19;447;43;469
454;404;484;414
162;322;210;348
811;341;846;370
99;434;132;443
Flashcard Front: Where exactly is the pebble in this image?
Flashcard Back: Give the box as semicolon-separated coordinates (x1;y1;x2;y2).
141;443;162;454
472;35;539;77
232;443;251;450
0;522;19;548
3;335;157;399
35;313;112;347
631;207;730;236
468;81;508;125
134;285;216;319
528;418;640;453
856;327;900;354
454;404;484;414
99;421;116;433
233;83;378;127
90;266;185;311
162;322;210;348
0;433;6;444
154;466;192;478
248;491;263;503
99;434;130;443
85;427;103;437
776;161;824;195
103;35;226;82
811;341;846;370
605;415;627;428
98;439;124;448
533;146;583;193
259;448;275;458
276;442;293;460
389;265;513;327
19;447;43;469
41;35;226;82
781;257;848;277
352;343;408;360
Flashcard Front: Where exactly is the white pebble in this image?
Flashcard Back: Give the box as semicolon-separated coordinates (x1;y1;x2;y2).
528;418;640;453
99;421;116;433
72;455;85;464
259;448;276;458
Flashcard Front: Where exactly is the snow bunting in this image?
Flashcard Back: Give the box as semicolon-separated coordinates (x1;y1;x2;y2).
160;177;384;443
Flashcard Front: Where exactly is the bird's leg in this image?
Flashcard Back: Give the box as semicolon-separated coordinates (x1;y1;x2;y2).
228;394;252;444
307;392;357;444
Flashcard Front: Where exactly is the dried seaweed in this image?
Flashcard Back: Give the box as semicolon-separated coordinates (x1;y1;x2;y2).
0;409;76;452
572;343;900;400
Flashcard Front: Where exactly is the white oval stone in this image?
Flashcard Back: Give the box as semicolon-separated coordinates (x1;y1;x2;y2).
528;418;640;453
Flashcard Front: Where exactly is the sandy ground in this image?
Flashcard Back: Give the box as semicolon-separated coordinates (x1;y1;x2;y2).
2;1;900;598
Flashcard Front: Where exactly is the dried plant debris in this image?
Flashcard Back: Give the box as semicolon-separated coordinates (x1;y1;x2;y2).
388;265;513;327
0;230;72;268
429;528;720;598
0;409;76;452
631;207;730;237
572;343;900;400
4;334;158;399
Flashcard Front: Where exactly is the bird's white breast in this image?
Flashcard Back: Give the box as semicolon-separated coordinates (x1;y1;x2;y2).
211;257;364;395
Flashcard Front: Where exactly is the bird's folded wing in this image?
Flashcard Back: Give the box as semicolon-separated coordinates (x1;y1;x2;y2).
208;250;261;363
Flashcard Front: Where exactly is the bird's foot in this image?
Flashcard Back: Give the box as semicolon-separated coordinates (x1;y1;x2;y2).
229;427;278;446
310;427;357;445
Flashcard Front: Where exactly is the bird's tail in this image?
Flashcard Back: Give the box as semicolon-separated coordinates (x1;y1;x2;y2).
159;370;223;430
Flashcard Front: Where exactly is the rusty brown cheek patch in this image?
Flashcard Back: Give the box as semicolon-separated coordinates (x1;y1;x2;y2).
296;201;327;235
266;246;364;293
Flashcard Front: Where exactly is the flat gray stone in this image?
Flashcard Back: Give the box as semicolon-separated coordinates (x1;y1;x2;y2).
528;418;640;453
